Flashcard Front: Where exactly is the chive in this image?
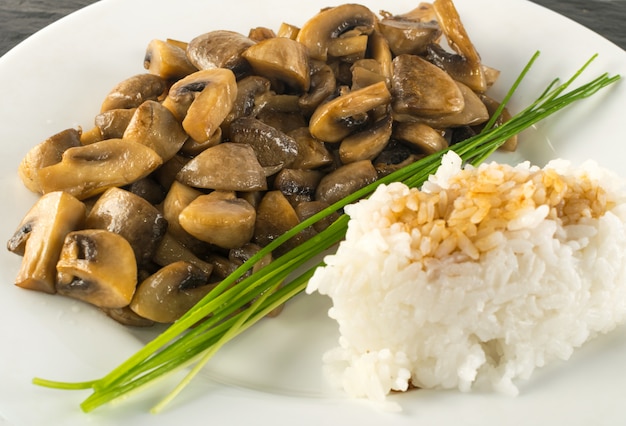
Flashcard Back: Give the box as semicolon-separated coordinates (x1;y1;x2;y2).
32;52;620;413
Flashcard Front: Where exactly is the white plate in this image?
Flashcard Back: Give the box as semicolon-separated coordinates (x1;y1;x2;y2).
1;0;625;425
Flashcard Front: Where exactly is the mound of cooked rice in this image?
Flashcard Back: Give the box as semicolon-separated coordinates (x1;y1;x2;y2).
306;151;626;403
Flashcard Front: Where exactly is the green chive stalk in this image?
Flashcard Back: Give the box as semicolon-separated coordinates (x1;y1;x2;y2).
32;51;620;413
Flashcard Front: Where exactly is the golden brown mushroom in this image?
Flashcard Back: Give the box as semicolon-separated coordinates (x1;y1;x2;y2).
56;229;137;308
100;74;168;113
176;142;267;191
179;192;257;249
391;54;464;119
431;0;487;92
339;114;393;164
393;121;448;155
229;117;299;172
164;68;238;143
143;39;198;81
85;187;168;269
37;138;163;200
122;100;188;162
129;261;215;323
315;160;378;205
378;5;442;56
7;191;86;294
242;37;310;92
18;128;82;193
308;80;391;143
296;4;377;62
186;30;255;76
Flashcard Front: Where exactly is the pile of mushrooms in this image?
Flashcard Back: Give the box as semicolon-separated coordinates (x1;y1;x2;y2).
7;0;515;327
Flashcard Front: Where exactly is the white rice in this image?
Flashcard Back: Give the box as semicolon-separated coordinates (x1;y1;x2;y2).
306;151;626;405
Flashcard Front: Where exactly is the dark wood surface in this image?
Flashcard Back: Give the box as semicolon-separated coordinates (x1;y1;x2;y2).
0;0;624;58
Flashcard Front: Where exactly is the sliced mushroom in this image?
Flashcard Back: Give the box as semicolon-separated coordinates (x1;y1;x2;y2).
100;74;167;113
339;114;393;163
229;117;299;171
327;30;369;62
432;0;486;92
277;22;300;39
7;191;86;294
242;37;310;92
176;142;267;191
315;160;378;205
378;5;442;56
153;232;213;276
253;190;304;254
186;30;255;76
94;108;137;140
416;81;489;128
298;61;337;114
180;68;238;143
143;38;197;80
368;30;393;87
350;59;386;90
56;229;137;308
162;180;205;248
222;75;272;138
122;100;188;162
129;261;215;323
85;187;168;269
391;54;464;119
18;128;82;193
179;193;256;249
373;140;421;176
309;80;391;143
162;68;237;131
248;26;277;42
393;121;448;155
125;177;166;205
273;168;323;198
180;128;222;156
153;154;190;190
288;127;334;170
296;3;377;62
37;138;163;200
254;108;307;136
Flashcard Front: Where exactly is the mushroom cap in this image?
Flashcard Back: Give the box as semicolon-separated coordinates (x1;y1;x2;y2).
242;37;311;92
143;38;198;81
176;142;267;191
296;3;377;62
123;100;188;162
100;73;168;113
56;229;138;308
391;54;464;118
179;193;257;249
18;128;82;194
85;187;168;268
315;160;378;205
229;117;299;172
7;191;86;294
309;80;391;143
37;138;163;200
130;261;214;323
186;30;255;76
181;68;238;143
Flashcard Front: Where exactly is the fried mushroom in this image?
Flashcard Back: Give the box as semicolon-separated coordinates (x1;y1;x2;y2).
56;229;137;308
7;191;86;294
